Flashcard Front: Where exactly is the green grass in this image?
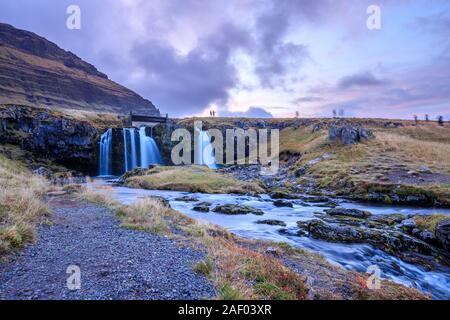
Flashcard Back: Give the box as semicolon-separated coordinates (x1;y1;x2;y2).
193;258;214;276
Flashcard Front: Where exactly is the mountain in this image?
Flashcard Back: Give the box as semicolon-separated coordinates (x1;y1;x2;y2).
0;23;160;116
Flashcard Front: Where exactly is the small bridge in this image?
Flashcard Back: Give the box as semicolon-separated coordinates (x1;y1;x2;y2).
123;111;169;127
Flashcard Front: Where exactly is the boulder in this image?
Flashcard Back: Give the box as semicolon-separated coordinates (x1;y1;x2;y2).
435;219;450;251
212;204;264;216
193;202;211;213
328;126;374;145
325;208;372;219
273;200;294;208
257;220;287;227
175;196;199;202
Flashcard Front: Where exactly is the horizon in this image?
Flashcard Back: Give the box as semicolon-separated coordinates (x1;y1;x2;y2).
0;0;449;120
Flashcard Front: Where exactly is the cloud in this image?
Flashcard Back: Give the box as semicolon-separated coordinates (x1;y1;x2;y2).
220;107;273;118
337;71;388;90
129;22;252;116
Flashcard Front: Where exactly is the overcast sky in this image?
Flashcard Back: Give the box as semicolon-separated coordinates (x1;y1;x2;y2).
0;0;449;119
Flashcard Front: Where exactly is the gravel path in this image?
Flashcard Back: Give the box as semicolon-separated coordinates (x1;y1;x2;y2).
0;196;214;300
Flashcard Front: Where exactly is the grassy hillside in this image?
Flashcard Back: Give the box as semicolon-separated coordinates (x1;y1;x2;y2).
280;120;450;205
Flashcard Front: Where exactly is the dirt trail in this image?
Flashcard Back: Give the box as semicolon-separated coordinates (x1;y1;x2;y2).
0;196;214;300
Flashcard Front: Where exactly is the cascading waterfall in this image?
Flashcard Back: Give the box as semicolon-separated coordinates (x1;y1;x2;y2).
99;128;113;176
139;127;163;168
122;128;140;172
129;128;138;169
100;127;164;176
195;128;217;169
123;129;129;172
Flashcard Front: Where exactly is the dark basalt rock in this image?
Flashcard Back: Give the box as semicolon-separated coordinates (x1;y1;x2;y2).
175;196;199;202
325;208;372;219
256;219;287;227
212;204;264;216
273;200;293;208
436;219;450;251
193;202;211;213
0;105;99;174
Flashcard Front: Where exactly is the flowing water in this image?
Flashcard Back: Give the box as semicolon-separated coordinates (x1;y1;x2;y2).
89;179;450;299
98;129;113;176
139;127;164;168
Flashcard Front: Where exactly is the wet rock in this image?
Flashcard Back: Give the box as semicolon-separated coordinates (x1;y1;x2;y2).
436;219;450;251
369;214;407;226
412;228;437;246
273;200;293;208
175;196;199;202
212;204;264;216
270;191;300;200
325;208;372;219
257;220;287;227
398;218;416;232
301;196;330;203
308;220;366;242
193;202;211;213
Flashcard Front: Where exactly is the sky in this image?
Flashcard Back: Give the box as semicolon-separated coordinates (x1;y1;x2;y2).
0;0;449;119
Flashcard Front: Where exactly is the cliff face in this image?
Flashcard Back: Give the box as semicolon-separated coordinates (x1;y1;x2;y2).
0;23;160;116
0;105;99;174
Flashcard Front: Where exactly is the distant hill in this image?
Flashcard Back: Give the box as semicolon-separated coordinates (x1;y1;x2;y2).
0;23;160;116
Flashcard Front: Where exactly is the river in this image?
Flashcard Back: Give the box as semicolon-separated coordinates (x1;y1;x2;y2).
89;179;450;299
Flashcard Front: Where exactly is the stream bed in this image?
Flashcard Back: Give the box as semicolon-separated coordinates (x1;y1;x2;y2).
90;179;450;299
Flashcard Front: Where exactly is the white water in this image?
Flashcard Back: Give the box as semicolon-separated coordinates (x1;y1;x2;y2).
139;127;163;169
195;128;217;169
98;129;112;176
123;128;139;171
129;128;138;169
123;129;129;172
89;180;450;299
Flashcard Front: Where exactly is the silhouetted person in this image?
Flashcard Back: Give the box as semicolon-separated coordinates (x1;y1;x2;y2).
414;115;418;124
425;114;429;122
438;116;444;126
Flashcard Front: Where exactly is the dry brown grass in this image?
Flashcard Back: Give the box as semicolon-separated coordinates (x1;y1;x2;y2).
414;215;449;233
0;154;49;256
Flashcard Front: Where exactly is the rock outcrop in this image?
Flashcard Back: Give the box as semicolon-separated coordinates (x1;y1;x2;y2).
0;23;160;116
328;126;374;145
0;105;98;174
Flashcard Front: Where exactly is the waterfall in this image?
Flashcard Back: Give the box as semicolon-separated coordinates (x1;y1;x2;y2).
123;128;139;171
195;128;217;169
138;127;163;169
129;128;138;169
101;127;164;175
123;129;129;172
99;128;113;176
